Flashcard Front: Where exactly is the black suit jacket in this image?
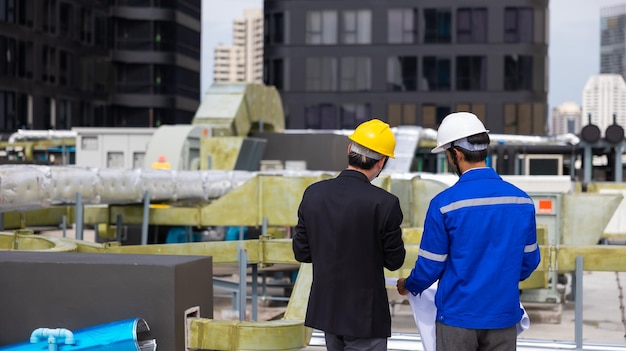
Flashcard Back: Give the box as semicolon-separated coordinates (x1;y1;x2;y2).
293;169;406;338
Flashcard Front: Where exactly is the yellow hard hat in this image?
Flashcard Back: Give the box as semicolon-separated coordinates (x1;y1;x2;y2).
348;119;396;158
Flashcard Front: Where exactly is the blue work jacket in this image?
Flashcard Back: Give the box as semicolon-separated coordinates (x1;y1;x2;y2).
404;167;540;329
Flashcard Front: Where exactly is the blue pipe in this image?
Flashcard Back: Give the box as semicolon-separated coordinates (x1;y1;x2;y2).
29;328;75;351
0;318;156;351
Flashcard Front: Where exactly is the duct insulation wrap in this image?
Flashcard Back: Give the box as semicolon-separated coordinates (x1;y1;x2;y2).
0;318;156;351
0;165;255;212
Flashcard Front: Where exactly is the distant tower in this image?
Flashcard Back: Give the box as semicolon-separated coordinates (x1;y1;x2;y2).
551;102;582;135
582;74;626;135
212;8;264;84
601;4;626;81
213;45;244;83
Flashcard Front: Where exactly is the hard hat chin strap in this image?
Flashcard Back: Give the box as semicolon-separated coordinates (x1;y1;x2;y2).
448;145;462;177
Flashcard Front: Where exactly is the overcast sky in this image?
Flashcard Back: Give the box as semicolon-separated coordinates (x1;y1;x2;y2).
202;0;625;110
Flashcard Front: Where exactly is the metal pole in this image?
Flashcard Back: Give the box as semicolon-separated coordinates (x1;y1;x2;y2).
583;145;592;187
141;191;150;245
61;215;66;238
116;214;123;242
251;264;258;321
575;256;583;349
75;192;83;241
238;248;247;321
615;142;624;182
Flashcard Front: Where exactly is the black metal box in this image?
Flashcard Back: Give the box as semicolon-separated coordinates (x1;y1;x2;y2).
0;251;212;350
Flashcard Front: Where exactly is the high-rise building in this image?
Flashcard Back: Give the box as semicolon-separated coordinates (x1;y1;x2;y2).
213;45;244;83
551;102;582;135
263;0;549;134
212;8;263;84
0;0;201;135
601;4;626;81
582;74;626;135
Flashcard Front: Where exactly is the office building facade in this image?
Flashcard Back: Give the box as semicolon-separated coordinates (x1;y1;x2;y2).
212;8;263;84
601;4;626;81
582;74;626;136
550;102;582;135
263;0;549;134
0;0;201;135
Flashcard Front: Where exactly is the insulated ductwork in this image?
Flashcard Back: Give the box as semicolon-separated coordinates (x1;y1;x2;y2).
0;165;255;212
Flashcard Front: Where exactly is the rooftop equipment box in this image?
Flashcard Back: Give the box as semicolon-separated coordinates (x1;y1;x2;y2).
0;251;212;350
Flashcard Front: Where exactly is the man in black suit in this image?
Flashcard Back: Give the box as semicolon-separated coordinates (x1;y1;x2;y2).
293;119;406;351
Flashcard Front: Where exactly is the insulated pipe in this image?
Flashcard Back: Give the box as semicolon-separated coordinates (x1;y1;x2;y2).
29;328;75;351
0;318;155;351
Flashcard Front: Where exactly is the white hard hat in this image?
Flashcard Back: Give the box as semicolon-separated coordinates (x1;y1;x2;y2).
431;112;489;153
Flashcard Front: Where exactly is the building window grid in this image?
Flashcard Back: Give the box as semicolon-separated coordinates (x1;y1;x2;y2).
387;103;417;127
456;56;486;91
504;55;533;91
340;57;370;91
504;7;533;43
342;10;371;44
388;8;417;44
422;56;451;91
305;57;337;91
341;103;370;129
305;103;336;129
456;8;487;43
387;56;417;91
423;8;451;43
306;10;337;44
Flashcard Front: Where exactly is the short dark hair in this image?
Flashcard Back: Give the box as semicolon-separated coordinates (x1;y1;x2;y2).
348;151;380;170
451;132;490;162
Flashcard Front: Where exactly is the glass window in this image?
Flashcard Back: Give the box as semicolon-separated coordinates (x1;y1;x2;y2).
422;104;451;128
343;10;371;44
265;58;285;90
455;103;486;124
422;56;451;91
341;57;370;91
457;8;487;43
59;2;73;37
341;104;370;129
423;8;451;43
504;7;533;43
306;10;337;44
504;55;533;90
42;0;56;33
503;102;544;134
387;103;417;127
456;56;486;91
306;57;337;91
387;56;417;91
272;59;284;90
388;9;417;44
265;12;285;45
306;103;336;129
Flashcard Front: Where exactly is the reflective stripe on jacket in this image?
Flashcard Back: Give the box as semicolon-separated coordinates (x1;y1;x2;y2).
404;167;540;329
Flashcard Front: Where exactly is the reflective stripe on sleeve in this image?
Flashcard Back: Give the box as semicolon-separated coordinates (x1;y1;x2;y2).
419;248;448;262
440;196;534;214
524;243;538;253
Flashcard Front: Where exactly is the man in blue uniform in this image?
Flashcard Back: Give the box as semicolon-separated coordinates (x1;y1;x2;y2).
293;119;406;351
397;112;540;351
